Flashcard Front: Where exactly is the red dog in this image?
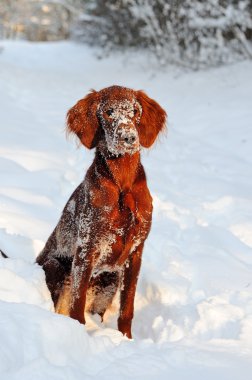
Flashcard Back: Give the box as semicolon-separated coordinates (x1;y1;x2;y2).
36;86;166;338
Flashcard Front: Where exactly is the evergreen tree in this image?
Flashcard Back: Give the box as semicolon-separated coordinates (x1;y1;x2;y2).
75;0;252;68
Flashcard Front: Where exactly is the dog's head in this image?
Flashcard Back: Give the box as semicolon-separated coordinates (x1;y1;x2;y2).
67;86;167;156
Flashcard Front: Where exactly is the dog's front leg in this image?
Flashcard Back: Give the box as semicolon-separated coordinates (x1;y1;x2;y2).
69;248;93;324
118;243;143;339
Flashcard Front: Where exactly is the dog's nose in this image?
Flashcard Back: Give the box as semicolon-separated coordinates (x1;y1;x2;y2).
124;134;136;144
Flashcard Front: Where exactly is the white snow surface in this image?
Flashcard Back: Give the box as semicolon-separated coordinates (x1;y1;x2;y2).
0;40;252;379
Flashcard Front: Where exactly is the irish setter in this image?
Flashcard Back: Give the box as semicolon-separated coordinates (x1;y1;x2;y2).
36;85;167;338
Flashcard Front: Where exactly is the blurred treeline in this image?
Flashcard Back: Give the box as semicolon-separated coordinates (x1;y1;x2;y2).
1;0;252;67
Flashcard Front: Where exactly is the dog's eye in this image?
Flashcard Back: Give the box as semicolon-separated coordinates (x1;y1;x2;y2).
134;109;138;115
106;109;114;116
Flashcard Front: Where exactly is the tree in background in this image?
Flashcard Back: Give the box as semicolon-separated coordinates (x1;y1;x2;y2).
1;0;251;68
75;0;252;68
0;0;83;41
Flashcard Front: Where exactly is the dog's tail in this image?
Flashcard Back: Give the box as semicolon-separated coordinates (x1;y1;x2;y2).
0;249;8;258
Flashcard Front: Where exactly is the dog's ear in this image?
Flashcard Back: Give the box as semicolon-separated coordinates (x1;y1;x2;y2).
136;91;167;148
67;90;100;149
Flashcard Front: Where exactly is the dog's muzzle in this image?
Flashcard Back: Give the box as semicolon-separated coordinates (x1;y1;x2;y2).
104;121;140;156
117;126;138;146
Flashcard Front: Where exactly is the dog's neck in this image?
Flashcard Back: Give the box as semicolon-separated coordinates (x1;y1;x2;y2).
97;150;140;191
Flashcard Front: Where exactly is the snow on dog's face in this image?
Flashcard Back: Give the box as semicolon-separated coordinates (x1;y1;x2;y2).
97;97;142;156
67;85;167;153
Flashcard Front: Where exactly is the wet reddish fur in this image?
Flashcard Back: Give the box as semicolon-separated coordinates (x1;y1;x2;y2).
37;86;166;339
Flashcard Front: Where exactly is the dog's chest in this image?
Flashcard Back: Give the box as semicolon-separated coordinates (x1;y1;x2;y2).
97;199;136;264
90;189;142;270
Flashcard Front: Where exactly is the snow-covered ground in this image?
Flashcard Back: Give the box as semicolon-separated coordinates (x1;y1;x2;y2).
0;40;252;379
